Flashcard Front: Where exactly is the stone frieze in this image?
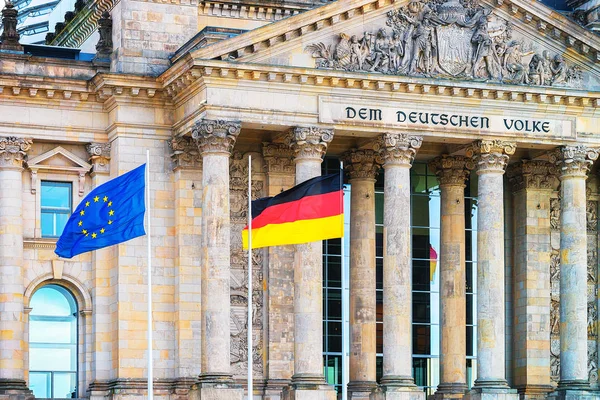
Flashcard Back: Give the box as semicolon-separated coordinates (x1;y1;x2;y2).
306;0;585;88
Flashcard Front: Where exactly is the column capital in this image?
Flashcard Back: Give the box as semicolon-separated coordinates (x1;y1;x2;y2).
506;160;557;192
0;136;32;169
374;133;423;167
285;126;334;161
168;136;201;171
262;143;294;174
86;142;111;175
549;145;599;179
429;155;474;187
341;149;381;180
192;119;241;156
466;140;516;173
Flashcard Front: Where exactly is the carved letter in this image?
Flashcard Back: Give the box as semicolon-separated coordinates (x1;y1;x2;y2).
514;120;524;131
542;122;550;133
431;114;440;125
418;113;429;124
359;108;368;119
481;117;490;129
346;107;356;119
397;111;407;122
370;109;382;121
504;119;514;130
409;112;418;123
440;114;449;125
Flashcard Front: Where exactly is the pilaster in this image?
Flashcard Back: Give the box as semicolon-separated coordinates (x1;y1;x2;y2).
282;127;336;400
371;133;425;400
0;137;33;399
342;149;380;400
506;160;556;400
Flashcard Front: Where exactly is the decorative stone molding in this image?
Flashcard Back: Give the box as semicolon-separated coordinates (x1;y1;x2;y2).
168;137;201;170
549;145;599;178
262;143;294;174
506;160;557;192
341;149;381;180
28;146;91;196
465;140;516;173
374;132;423;167
550;196;561;230
94;11;113;61
191;119;241;155
0;136;32;169
285;126;334;161
0;0;23;52
429;155;474;186
87;142;111;175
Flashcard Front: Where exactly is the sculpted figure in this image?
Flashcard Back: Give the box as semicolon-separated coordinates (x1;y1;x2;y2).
528;54;544;86
503;40;529;84
471;15;500;80
389;30;404;72
370;28;391;72
550;55;567;85
335;33;352;68
541;50;552;86
410;13;434;75
349;35;368;71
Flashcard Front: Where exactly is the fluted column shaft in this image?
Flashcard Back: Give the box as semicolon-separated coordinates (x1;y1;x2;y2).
466;140;516;387
376;133;422;387
192;120;241;380
287;126;334;384
342;150;380;398
429;156;472;396
0;137;32;393
553;146;598;388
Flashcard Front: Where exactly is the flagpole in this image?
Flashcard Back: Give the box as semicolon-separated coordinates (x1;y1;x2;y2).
340;161;349;400
146;150;153;400
247;154;253;400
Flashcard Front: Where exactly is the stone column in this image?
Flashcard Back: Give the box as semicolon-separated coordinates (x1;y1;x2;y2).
342;150;380;400
86;143;114;400
189;120;243;400
429;155;473;399
550;146;598;397
506;160;555;400
464;140;518;400
0;137;32;398
372;133;425;400
282;126;336;400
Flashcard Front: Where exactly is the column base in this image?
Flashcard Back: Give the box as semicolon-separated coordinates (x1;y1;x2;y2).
264;379;291;400
0;380;33;400
463;386;518;400
549;383;599;400
348;381;378;399
371;379;426;400
514;384;554;400
188;374;243;400
431;382;469;399
281;374;336;400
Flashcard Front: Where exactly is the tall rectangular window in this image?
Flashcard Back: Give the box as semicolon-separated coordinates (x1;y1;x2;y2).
41;181;72;238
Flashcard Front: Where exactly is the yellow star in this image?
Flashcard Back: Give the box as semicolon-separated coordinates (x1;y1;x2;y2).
108;220;113;225
92;233;97;239
94;196;99;202
100;228;105;234
103;196;108;202
78;221;83;226
108;201;113;207
79;210;85;216
85;201;90;207
82;229;87;234
109;210;115;216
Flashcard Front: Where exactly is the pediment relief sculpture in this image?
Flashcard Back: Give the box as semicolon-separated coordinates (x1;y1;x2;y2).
306;0;585;88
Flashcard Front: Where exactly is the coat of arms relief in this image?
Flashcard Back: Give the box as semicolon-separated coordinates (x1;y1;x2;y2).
306;0;584;88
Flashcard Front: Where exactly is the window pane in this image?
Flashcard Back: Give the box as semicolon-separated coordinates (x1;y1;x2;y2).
30;347;75;371
41;182;71;209
326;322;342;352
413;324;431;355
30;286;76;317
30;320;74;344
41;212;55;237
30;372;50;398
326;289;342;320
55;213;70;237
53;372;77;398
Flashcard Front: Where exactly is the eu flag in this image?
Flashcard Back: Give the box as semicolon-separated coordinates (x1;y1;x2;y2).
55;164;146;258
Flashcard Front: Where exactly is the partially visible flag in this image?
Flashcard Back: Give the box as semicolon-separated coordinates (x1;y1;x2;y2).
429;244;438;281
55;164;146;258
242;172;343;250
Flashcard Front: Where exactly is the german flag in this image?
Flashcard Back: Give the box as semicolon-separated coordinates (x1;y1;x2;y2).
242;172;343;250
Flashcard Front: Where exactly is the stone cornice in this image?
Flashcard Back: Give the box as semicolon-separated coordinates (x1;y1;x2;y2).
198;0;307;21
187;0;600;68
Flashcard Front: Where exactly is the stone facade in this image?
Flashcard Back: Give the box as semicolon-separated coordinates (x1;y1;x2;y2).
2;0;600;399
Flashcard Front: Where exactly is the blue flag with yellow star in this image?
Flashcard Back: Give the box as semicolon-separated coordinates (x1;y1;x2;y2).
55;164;146;258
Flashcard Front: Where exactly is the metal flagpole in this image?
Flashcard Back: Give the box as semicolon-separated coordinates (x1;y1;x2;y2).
247;154;253;400
146;150;154;400
340;161;349;400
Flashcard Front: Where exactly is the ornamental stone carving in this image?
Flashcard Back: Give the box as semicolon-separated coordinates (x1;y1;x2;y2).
550;197;561;230
285;126;334;161
0;136;32;169
506;160;557;192
87;142;111;174
549;145;599;178
341;149;382;180
429;155;474;186
95;11;113;60
587;198;598;232
168;137;201;170
0;0;23;52
374;132;423;167
192;119;242;155
465;140;516;173
262;143;295;174
306;0;585;88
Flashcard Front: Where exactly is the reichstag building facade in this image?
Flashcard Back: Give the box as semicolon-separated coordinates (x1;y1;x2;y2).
0;0;600;398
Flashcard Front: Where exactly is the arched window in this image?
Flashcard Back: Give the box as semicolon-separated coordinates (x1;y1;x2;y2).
29;285;78;399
